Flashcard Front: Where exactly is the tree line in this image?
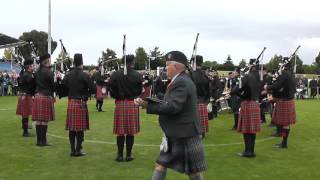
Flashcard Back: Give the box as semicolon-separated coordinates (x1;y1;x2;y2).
2;30;320;74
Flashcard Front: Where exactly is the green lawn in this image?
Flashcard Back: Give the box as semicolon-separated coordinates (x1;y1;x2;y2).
0;96;319;180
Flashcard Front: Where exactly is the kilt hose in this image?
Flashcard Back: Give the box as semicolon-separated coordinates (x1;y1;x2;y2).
272;99;296;126
197;103;209;133
237;100;261;134
16;95;33;118
156;135;207;174
96;85;107;101
113;99;140;135
32;93;55;122
66;99;89;131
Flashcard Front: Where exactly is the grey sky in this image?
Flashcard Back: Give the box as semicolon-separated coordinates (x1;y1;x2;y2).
1;0;320;65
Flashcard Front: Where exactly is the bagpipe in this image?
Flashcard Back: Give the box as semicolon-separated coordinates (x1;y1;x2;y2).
272;45;301;82
239;47;267;88
29;42;40;71
189;33;200;72
53;39;73;98
53;39;73;81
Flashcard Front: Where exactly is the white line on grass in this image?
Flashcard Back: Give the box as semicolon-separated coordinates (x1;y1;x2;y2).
47;133;276;147
0;108;10;111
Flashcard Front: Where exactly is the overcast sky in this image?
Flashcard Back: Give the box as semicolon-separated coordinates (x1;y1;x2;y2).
1;0;320;65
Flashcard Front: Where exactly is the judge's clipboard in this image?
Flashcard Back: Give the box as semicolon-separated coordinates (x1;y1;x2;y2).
143;97;168;104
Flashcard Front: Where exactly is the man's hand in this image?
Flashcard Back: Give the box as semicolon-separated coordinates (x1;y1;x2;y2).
134;98;148;108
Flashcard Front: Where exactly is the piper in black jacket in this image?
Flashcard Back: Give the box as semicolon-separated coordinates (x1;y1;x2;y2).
32;54;56;147
190;55;210;137
135;51;206;180
230;67;241;130
231;59;261;158
265;58;296;149
109;55;143;162
62;53;96;157
16;59;36;137
94;69;108;112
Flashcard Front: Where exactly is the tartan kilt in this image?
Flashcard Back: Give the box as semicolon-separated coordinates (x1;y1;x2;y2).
272;100;296;126
32;93;55;122
65;99;89;131
96;85;107;100
16;95;33;118
156;135;207;174
197;103;208;133
140;85;151;98
113;100;140;135
237;100;261;134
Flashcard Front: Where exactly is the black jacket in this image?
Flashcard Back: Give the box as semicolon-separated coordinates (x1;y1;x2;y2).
109;67;143;100
19;71;36;95
267;70;296;100
191;69;210;103
62;68;96;100
232;71;261;101
147;72;201;138
35;66;55;96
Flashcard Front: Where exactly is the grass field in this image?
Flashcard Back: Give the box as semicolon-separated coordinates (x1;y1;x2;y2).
0;96;319;180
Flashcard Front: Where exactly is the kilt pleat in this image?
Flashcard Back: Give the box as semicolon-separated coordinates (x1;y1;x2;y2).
65;99;89;131
96;85;107;100
237;100;261;134
156;135;207;174
16;95;33;118
272;100;296;126
113;100;140;135
197;103;208;133
32;93;55;122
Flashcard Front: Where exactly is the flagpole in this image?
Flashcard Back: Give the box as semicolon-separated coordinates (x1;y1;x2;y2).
48;0;52;57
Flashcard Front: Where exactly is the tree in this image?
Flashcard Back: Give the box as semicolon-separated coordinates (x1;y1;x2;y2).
314;52;320;68
265;54;282;72
221;54;235;71
135;47;148;70
149;47;165;70
100;48;120;70
290;55;303;74
202;61;213;69
17;30;57;62
238;59;247;69
2;48;14;60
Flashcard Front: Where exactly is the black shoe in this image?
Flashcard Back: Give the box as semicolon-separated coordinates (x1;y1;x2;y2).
126;156;134;162
237;152;256;158
70;152;76;157
74;152;86;157
232;127;237;130
23;132;32;137
115;156;124;162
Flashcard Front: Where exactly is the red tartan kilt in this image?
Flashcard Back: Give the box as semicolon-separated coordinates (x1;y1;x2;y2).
32;93;55;122
272;100;296;126
65;99;89;131
237;100;261;134
113;100;140;135
197;103;209;133
140;85;151;98
16;95;33;118
96;85;107;100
